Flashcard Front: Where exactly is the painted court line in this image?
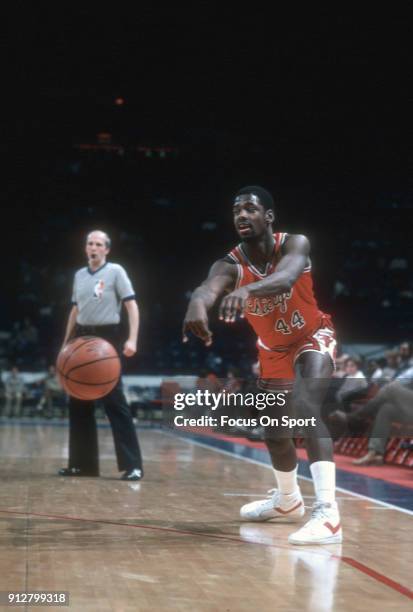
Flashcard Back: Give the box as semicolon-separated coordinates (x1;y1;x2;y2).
166;431;413;600
0;507;411;601
172;432;413;517
365;507;395;510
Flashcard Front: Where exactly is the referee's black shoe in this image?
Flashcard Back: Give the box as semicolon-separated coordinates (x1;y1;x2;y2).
121;468;143;481
58;467;99;477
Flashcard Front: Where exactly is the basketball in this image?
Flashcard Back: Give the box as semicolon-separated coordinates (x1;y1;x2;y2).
56;336;121;400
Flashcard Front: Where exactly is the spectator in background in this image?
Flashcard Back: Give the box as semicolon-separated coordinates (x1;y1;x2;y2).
396;341;413;373
37;365;65;418
330;366;413;464
382;350;399;381
4;367;25;418
335;357;368;408
353;369;413;465
367;359;384;383
332;353;350;379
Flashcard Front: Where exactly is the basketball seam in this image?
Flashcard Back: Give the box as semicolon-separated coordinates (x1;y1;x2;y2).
61;337;100;372
65;355;120;377
64;376;120;386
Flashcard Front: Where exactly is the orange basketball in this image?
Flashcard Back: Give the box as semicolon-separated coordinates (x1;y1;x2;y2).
56;336;121;400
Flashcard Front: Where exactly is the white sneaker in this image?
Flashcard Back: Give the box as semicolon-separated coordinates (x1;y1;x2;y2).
288;501;342;545
240;488;305;522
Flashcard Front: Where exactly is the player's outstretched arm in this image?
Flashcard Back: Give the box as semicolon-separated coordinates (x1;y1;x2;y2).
219;235;310;322
183;260;237;346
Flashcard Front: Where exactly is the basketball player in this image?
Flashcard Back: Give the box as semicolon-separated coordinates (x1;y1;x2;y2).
59;230;143;481
183;187;341;544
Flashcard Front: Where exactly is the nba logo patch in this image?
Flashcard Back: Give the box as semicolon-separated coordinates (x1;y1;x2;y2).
93;279;105;300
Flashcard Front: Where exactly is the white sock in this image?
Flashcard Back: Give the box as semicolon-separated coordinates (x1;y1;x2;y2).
310;461;336;504
273;467;299;496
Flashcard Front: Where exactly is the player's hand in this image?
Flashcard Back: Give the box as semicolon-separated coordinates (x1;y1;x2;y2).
183;302;213;346
219;287;249;323
123;339;137;357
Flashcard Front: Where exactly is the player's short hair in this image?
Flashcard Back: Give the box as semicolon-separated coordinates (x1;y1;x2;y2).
87;230;111;249
235;186;275;211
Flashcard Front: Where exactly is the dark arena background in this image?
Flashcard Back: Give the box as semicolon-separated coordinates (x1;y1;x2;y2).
0;7;412;612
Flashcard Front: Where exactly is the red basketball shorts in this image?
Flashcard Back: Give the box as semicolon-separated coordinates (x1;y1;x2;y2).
258;318;337;392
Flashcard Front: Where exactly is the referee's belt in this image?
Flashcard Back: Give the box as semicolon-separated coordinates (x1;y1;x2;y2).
76;324;120;335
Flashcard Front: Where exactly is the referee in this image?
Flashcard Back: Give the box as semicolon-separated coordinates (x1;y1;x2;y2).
58;230;143;481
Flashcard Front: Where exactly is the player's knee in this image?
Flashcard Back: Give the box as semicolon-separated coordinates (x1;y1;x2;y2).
265;437;293;454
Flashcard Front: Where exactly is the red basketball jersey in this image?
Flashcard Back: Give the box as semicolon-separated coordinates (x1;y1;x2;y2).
227;232;325;351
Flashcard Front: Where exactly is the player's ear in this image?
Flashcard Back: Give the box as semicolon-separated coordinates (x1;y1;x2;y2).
265;209;275;225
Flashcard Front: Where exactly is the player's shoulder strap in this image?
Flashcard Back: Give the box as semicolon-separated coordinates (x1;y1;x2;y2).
220;248;243;288
277;232;312;272
274;232;289;254
224;244;243;265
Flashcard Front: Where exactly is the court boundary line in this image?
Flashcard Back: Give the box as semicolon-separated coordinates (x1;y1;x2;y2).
0;428;412;601
163;430;413;600
1;422;410;515
0;505;411;601
165;430;413;516
1;424;412;600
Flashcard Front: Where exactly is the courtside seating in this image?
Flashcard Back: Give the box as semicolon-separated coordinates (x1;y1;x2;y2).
331;382;413;467
333;435;413;467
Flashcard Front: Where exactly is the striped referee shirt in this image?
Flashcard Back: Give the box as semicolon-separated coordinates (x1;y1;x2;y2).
72;262;136;326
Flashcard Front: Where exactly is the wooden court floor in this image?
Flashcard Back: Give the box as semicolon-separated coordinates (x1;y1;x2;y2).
0;423;412;611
